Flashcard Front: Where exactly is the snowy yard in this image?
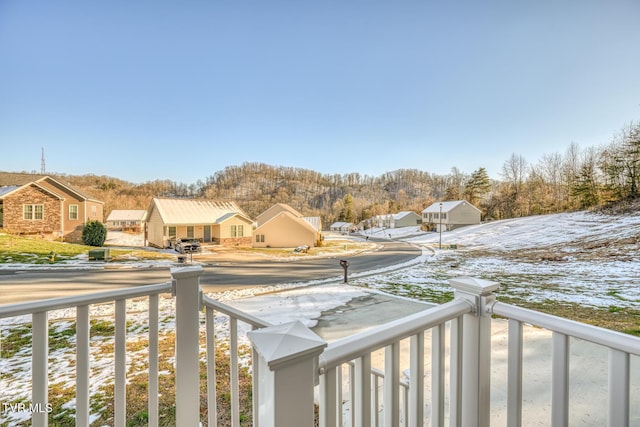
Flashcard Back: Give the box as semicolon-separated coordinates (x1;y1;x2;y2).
1;210;639;424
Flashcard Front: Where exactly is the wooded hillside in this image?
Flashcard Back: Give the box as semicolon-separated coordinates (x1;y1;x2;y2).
38;120;640;227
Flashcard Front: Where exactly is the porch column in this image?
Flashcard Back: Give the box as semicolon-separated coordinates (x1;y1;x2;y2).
248;321;327;427
172;265;204;427
449;277;499;427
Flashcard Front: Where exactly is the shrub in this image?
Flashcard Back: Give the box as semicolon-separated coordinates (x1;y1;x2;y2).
82;220;107;246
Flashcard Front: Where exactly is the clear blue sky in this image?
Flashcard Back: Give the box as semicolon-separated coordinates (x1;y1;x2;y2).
1;0;639;184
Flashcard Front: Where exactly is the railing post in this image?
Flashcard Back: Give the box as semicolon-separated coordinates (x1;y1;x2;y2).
248;321;327;427
172;265;204;427
449;277;499;427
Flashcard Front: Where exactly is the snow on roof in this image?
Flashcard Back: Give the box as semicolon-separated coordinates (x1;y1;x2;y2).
106;209;147;222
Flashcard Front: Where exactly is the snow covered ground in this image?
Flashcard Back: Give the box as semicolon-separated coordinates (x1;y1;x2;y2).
356;210;640;309
1;210;639;424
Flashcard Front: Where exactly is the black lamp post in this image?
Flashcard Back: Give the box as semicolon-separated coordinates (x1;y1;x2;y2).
439;202;443;249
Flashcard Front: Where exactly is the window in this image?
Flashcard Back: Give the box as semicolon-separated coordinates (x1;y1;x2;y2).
256;234;265;243
92;205;97;217
69;205;78;220
237;224;244;237
23;204;44;220
168;226;176;239
187;226;194;238
230;225;237;237
442;213;447;220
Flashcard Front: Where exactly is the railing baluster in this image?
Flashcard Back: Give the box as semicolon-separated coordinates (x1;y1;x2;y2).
115;299;127;427
608;348;630;426
354;354;372;426
251;325;260;427
230;317;240;427
349;362;355;426
449;316;463;427
384;342;400;427
551;332;569;427
32;311;48;427
409;331;425;427
149;294;159;427
372;371;379;427
76;305;90;427
320;365;339;427
431;325;444;427
205;307;217;427
507;319;523;427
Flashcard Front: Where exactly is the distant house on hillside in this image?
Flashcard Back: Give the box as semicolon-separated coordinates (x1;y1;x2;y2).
422;200;481;232
145;198;253;248
253;203;321;248
106;209;147;232
330;222;356;233
0;173;104;242
372;211;422;228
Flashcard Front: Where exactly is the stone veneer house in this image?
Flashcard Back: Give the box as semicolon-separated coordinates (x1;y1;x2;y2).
0;173;104;242
145;197;253;248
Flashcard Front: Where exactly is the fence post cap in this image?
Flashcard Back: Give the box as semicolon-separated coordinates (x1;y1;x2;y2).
170;265;204;279
449;276;499;295
248;321;327;371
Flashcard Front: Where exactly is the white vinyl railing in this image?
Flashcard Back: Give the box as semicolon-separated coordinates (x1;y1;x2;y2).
0;282;172;427
1;266;639;426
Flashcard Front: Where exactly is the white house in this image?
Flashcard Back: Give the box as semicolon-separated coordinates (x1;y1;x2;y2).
422;200;481;232
106;209;147;231
372;211;422;228
330;222;356;233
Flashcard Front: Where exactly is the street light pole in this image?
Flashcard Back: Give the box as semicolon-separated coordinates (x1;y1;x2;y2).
439;202;442;249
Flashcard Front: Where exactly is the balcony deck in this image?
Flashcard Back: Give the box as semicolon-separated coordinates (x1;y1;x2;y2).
0;266;638;426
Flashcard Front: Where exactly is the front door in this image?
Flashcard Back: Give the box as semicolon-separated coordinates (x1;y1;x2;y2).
204;225;211;243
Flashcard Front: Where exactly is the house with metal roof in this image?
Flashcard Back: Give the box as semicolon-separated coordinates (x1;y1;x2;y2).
421;200;482;232
372;211;422;228
0;173;104;242
106;209;147;231
253;203;322;248
145;197;253;248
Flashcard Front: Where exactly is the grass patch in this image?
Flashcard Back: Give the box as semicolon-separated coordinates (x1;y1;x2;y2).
0;233;172;264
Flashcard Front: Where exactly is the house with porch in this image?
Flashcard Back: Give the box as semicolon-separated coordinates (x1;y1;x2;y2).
145;197;253;248
253;203;322;248
0;173;104;242
422;200;482;232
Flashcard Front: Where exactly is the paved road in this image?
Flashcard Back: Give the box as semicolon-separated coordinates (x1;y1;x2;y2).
0;239;422;305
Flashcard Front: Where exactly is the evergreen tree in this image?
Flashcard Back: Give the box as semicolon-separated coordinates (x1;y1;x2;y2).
82;220;107;247
464;167;491;204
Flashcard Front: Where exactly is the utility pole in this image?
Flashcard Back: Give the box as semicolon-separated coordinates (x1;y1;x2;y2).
41;147;46;174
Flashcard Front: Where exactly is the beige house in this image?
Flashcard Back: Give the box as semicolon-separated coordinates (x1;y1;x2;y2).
0;173;104;242
422;200;482;232
106;209;147;231
145;198;253;248
253;203;321;248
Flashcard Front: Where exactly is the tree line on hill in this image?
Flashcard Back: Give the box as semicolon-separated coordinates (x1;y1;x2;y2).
55;120;639;227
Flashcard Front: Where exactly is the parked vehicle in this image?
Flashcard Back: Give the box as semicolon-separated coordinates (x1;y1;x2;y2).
175;238;201;254
294;245;310;253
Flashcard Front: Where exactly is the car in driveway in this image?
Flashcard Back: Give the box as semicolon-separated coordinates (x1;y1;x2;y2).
174;238;201;254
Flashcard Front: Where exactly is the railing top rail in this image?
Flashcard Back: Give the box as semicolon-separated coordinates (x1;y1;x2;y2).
319;298;472;372
202;295;272;328
0;282;173;318
491;301;640;356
